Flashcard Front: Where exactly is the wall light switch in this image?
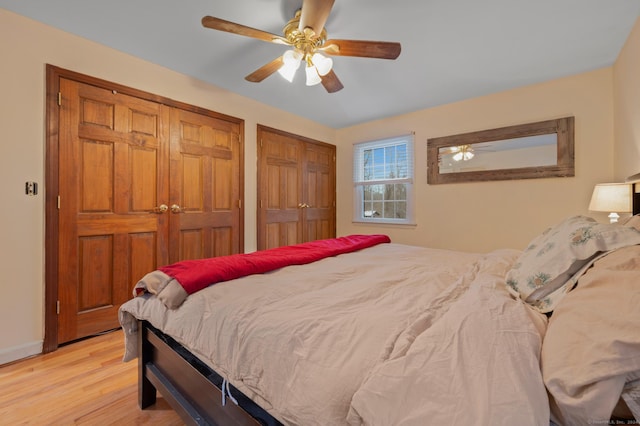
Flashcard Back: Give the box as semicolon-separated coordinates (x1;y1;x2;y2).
25;181;38;196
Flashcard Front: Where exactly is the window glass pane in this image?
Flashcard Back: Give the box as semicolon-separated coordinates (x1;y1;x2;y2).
376;148;387;180
373;165;384;180
361;183;408;219
384;146;395;178
363;165;371;181
396;145;407;178
363;149;373;181
395;183;406;200
363;201;376;218
384;183;395;200
373;148;384;166
359;143;410;182
382;201;394;218
363;186;372;201
371;201;383;216
372;184;384;200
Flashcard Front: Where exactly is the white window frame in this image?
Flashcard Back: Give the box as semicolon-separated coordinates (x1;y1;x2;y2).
352;134;415;225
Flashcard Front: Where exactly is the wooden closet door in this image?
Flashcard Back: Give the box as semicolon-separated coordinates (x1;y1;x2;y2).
257;126;335;250
258;127;304;250
303;142;336;242
168;108;242;262
57;78;170;343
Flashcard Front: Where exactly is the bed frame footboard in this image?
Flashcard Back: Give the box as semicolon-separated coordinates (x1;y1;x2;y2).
137;320;265;425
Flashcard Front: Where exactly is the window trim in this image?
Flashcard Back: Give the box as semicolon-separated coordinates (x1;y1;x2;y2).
352;134;415;225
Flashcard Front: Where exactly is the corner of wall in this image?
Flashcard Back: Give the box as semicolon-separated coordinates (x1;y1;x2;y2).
612;16;640;180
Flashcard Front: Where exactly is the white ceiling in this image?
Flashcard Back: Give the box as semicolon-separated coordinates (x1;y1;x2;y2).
2;0;639;129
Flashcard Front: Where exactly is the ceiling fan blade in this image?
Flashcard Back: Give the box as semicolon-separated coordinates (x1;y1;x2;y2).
298;0;335;35
320;70;343;93
202;16;289;44
322;39;401;59
245;56;285;82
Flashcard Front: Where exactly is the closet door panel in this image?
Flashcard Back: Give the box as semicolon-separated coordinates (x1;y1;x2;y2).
303;140;336;242
258;128;304;250
169;108;241;262
57;78;169;343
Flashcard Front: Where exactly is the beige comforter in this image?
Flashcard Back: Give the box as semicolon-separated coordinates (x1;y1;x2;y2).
119;243;550;425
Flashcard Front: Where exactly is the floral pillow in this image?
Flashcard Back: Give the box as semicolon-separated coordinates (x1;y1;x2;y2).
505;215;640;312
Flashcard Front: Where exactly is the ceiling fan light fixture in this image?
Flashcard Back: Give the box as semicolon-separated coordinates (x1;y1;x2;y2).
305;64;322;86
453;151;474;162
277;49;303;82
311;52;333;76
201;0;401;93
283;49;303;64
278;63;298;82
451;145;474;161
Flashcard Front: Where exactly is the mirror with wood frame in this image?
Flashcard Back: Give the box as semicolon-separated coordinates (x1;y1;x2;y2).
427;117;574;184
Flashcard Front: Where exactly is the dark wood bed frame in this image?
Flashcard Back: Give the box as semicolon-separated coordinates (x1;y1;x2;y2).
138;320;279;425
137;181;640;425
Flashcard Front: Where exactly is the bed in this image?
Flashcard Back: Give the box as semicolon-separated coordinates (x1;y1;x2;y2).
119;215;640;426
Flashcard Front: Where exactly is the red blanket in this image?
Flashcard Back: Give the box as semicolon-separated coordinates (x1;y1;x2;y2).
159;234;390;295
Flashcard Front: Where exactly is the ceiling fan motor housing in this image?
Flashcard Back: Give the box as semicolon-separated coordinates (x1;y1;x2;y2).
283;11;327;61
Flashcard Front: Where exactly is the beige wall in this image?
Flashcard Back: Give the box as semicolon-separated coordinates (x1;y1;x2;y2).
613;17;640;180
1;8;638;364
336;68;615;252
0;9;335;363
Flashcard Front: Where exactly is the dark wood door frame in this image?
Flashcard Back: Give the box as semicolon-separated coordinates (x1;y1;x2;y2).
44;65;244;352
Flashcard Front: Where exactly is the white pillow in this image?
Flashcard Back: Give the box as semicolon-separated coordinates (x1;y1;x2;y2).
505;215;640;312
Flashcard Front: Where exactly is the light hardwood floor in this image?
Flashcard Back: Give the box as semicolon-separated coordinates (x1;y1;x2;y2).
0;329;183;425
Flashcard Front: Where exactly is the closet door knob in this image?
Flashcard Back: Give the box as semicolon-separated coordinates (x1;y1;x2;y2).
170;204;183;213
150;204;168;213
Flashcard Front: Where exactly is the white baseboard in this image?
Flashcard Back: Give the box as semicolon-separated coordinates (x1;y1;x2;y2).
0;340;43;366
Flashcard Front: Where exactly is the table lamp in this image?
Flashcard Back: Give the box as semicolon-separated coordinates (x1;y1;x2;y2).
588;183;632;223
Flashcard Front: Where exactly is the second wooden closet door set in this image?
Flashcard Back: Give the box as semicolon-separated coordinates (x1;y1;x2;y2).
257;125;336;250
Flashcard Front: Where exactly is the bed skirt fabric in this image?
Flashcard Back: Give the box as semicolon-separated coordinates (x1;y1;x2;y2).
143;321;283;425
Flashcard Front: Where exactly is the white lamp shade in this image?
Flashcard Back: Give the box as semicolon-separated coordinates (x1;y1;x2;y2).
311;52;333;76
277;50;302;82
305;65;322;86
277;62;298;82
588;183;632;213
282;49;302;66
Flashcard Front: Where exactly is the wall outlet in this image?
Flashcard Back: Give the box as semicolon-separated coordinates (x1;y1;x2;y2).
25;181;38;196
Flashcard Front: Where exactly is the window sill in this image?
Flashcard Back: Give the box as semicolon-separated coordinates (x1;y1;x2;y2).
352;219;417;227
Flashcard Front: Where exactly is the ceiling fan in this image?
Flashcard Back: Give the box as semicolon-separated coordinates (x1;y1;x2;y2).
439;145;476;162
201;0;401;93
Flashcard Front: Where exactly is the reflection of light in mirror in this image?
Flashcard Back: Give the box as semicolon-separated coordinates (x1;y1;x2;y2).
451;145;475;162
439;134;557;174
